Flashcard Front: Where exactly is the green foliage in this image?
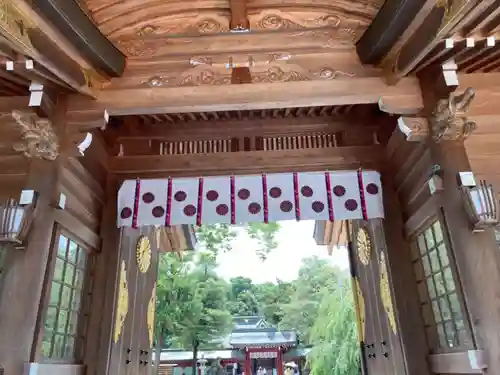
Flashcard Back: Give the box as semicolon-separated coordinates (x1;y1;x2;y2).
245;222;280;260
196;224;237;254
155;252;232;354
195;223;280;261
278;256;340;344
308;285;360;375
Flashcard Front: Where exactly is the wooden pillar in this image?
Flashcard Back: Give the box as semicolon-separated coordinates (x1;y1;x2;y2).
276;349;283;375
244;350;251;375
0;158;61;374
430;140;500;371
84;176;120;375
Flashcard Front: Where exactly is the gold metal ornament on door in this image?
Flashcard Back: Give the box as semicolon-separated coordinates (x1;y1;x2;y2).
136;235;152;273
379;251;397;334
353;277;366;343
356;227;372;266
147;283;156;347
114;261;129;343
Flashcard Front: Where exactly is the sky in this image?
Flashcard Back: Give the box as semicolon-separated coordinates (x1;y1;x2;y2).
215;221;349;283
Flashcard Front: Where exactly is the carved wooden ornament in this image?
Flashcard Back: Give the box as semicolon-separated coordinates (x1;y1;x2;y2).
136;235;152;273
356;227;372;266
114;261;129;343
379;251;397;334
392;88;476;143
11;110;59;160
431;87;476;142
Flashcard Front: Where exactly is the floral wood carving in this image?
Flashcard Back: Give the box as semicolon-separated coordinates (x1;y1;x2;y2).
314;68;355;80
147;283;156;347
114;261;129;343
142;65;356;87
253;12;342;29
115;39;158;57
379;251;397;334
252;67;309;83
431;87;476;142
11;110;59;161
0;0;33;48
124;15;229;39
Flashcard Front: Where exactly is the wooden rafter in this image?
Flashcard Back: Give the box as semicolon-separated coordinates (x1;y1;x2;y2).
359;0;500;79
0;0;97;96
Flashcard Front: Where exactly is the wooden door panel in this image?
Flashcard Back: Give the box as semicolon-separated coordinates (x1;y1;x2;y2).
109;229;137;375
369;219;406;375
138;230;159;375
351;221;384;375
109;227;159;375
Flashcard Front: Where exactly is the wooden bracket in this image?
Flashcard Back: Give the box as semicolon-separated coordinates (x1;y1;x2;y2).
67;108;109;132
382;60;476;143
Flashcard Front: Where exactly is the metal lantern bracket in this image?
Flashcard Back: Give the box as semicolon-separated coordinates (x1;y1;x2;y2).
458;172;499;232
0;189;40;249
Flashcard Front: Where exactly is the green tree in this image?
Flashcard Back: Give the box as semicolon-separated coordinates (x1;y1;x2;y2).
308;282;359;375
279;256;340;344
253;281;294;325
155;252;232;374
245;222;280;260
195;223;280;261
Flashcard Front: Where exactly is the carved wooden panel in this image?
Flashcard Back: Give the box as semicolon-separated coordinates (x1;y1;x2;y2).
81;0;385;56
108;227;159;375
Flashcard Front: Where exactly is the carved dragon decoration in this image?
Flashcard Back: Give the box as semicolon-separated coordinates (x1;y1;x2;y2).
431;87;476;142
379;87;476;142
11;110;59;160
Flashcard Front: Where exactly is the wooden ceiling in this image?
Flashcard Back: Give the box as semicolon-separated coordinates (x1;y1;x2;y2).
81;0;385;50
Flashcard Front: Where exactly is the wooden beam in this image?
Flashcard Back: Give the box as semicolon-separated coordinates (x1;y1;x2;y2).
114;116;383;142
230;0;249;31
109;146;383;179
109;50;379;90
67;77;423;118
357;0;436;64
28;0;125;77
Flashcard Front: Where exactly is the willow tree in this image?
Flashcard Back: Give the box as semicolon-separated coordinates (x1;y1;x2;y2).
308;281;360;375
